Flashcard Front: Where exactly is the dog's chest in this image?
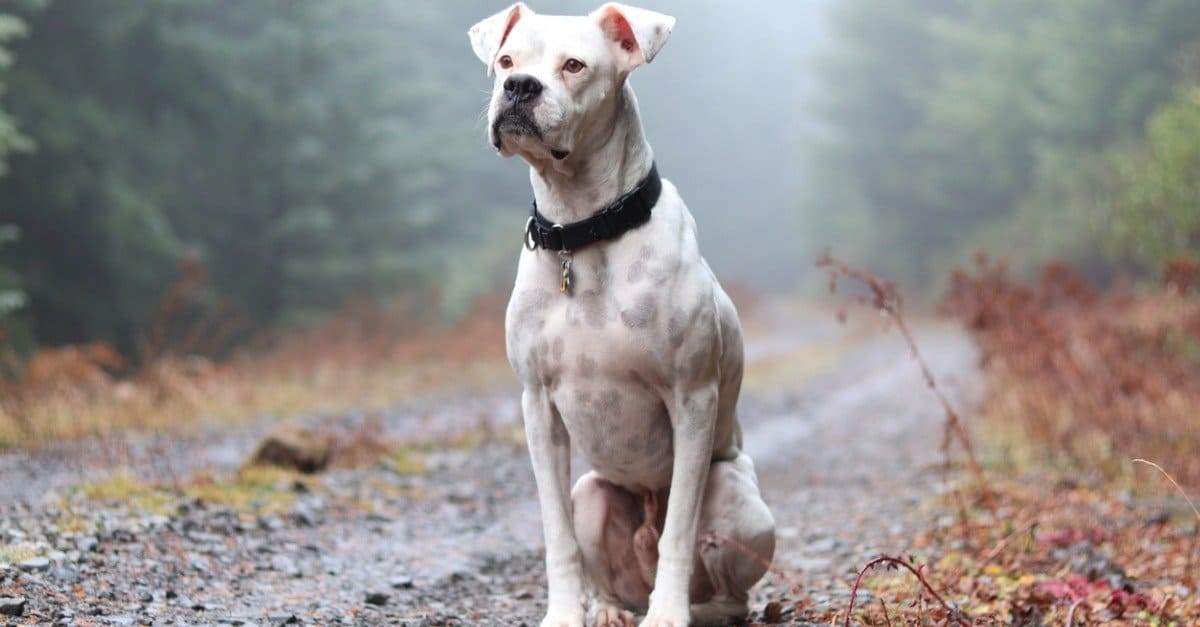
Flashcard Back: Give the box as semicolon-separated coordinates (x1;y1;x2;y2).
506;246;685;487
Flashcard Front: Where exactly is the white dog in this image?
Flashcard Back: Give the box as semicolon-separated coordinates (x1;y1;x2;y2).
469;4;775;626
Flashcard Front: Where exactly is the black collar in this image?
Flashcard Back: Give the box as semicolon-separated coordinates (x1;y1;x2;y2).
525;163;662;252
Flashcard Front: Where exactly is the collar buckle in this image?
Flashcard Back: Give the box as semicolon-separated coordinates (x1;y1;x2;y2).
523;216;537;251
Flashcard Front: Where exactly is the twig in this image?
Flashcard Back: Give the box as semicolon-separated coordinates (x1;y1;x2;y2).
817;253;993;508
878;597;893;627
704;531;804;601
1065;598;1083;626
976;520;1040;571
1157;594;1175;623
1132;458;1200;522
843;555;968;627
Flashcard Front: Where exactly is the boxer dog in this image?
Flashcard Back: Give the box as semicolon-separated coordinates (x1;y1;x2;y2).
469;4;775;626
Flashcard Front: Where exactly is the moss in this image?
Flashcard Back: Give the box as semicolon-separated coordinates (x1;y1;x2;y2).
0;542;38;565
74;465;305;516
183;467;302;514
386;446;428;476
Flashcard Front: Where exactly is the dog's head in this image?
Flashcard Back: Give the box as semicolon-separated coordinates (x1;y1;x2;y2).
469;3;674;163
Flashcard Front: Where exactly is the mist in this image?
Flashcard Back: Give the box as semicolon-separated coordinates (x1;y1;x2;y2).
2;0;1196;353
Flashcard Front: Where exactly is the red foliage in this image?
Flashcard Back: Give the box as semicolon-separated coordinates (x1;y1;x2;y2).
941;253;1200;486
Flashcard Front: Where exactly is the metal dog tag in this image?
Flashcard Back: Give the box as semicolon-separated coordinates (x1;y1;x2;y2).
559;254;573;294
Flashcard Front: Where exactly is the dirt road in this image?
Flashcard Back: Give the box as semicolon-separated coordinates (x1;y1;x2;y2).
0;300;978;625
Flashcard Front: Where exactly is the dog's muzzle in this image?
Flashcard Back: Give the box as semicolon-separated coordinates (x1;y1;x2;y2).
490;74;568;159
492;108;542;149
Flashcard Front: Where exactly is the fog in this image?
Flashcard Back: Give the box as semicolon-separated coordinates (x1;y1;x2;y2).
2;0;1194;351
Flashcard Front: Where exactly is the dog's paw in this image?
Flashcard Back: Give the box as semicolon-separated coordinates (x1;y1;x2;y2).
638;606;689;627
540;609;585;627
595;603;636;627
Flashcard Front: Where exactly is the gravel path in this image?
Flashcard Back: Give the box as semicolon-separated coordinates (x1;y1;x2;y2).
0;301;978;626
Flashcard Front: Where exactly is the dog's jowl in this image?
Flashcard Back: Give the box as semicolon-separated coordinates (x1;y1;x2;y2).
469;4;775;626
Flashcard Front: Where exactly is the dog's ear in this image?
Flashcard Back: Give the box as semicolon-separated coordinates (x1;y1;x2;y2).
591;3;675;74
469;3;532;76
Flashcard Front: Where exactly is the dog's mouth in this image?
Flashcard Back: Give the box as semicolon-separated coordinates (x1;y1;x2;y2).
492;109;542;147
491;108;570;160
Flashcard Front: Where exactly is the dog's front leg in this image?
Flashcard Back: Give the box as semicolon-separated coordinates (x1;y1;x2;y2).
642;383;719;627
523;387;586;627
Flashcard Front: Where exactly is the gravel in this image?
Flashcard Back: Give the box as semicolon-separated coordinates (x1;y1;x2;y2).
0;305;978;625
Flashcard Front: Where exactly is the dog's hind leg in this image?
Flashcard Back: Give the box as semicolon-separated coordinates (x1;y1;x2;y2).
688;453;776;626
572;472;653;625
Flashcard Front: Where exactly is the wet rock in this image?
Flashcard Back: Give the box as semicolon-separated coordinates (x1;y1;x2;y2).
19;556;50;572
257;515;284;532
0;596;26;617
289;505;319;527
762;600;785;623
803;537;841;553
187;530;223;544
246;422;332;473
271;555;301;578
146;514;172;528
365;591;390;606
50;565;80;583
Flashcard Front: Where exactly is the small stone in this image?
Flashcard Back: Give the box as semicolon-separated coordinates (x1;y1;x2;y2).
289;507;318;528
271;556;301;579
268;613;299;625
762;600;785;624
389;576;414;589
0;596;26;617
105;617;135;626
77;536;99;552
804;537;841;553
19;557;50;572
50;566;80;584
364;591;390;606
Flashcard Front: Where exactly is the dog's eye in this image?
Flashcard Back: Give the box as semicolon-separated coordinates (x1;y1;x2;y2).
563;58;586;74
498;55;514;70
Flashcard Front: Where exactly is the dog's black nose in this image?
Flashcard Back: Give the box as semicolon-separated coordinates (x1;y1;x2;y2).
503;74;543;103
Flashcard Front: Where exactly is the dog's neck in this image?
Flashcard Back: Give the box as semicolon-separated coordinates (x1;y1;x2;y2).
526;83;654;225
